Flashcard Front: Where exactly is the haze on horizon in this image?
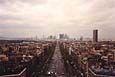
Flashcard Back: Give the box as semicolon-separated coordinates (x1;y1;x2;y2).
0;0;115;39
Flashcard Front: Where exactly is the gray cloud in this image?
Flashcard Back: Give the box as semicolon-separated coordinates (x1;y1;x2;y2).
0;14;22;21
0;0;115;39
0;0;47;5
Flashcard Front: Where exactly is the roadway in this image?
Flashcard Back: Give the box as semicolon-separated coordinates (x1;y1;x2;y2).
46;43;78;77
47;43;67;77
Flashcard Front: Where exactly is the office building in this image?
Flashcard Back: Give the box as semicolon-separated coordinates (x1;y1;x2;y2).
93;30;98;42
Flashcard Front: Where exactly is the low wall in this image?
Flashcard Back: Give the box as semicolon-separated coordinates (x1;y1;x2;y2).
0;68;26;77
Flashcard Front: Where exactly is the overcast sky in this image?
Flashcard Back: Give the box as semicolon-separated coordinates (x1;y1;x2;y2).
0;0;115;39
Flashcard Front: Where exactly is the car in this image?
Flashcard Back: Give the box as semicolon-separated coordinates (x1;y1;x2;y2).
47;72;51;76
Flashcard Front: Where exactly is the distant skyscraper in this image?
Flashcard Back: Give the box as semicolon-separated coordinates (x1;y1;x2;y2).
93;30;98;42
59;34;64;39
65;34;69;39
59;34;69;39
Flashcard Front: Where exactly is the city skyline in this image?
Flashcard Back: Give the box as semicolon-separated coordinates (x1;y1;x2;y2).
0;0;115;39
